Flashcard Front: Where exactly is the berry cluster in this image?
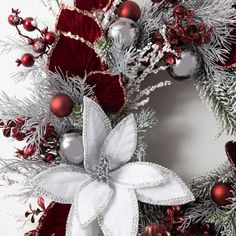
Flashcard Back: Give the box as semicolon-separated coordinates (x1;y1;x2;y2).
8;9;56;67
0;118;58;164
153;5;213;65
25;197;46;224
139;205;215;236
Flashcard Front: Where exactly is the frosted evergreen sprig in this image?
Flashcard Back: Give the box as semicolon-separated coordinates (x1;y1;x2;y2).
0;36;31;55
197;71;236;136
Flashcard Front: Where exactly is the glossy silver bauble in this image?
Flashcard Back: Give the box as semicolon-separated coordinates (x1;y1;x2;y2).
107;17;139;48
59;132;84;165
168;51;201;81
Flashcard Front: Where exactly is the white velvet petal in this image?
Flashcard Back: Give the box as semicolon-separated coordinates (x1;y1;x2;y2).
135;166;195;205
32;165;90;204
101;114;137;171
66;206;100;236
83;97;112;172
110;162;166;188
75;180;113;228
100;185;139;236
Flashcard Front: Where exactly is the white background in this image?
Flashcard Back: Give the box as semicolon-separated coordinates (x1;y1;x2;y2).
0;0;232;235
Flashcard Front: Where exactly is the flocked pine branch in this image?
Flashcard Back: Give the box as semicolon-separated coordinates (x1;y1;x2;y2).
191;163;232;199
196;70;236;136
0;158;48;185
0;36;31;55
0;68;94;147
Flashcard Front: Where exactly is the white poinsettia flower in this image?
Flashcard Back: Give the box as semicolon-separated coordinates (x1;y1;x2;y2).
32;97;195;236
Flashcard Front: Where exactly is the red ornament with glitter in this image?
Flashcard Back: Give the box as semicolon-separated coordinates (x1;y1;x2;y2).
33;38;47;53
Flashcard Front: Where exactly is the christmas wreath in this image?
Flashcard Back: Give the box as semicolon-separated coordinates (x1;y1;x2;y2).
0;0;236;235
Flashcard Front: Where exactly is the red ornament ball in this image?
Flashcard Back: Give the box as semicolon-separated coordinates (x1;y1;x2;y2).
45;32;56;45
33;38;47;53
23;17;37;31
116;1;141;22
21;53;35;67
8;14;20;26
50;94;74;118
211;182;233;206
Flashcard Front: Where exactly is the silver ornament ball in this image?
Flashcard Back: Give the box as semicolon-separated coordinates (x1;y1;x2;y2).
59;132;84;165
107;17;139;48
168;51;201;81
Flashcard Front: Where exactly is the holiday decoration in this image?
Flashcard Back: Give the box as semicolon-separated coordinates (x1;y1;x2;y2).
31;97;194;235
168;51;200;80
18;53;35;67
50;94;74;118
47;4;127;113
0;0;236;235
44;32;56;44
33;38;47;53
23;17;37;31
59;131;84;165
116;1;141;22
211;182;233;206
108;18;139;48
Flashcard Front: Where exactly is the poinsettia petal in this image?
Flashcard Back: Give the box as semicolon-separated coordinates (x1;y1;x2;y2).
101;114;136;170
36;202;71;236
74;0;113;12
86;71;127;114
83;97;112;172
48;34;103;77
32;165;90;204
74;180;113;227
135;166;195;205
66;205;100;236
110;162;166;188
56;6;102;43
100;185;139;236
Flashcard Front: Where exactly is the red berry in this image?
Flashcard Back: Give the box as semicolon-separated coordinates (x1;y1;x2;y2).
165;53;176;65
23;17;37;31
3;128;11;137
7;120;16;127
33;38;46;53
15;117;25;125
167;207;175;217
173;205;181;212
37;197;46;210
44;153;56;164
21;53;35;67
44;32;56;44
145;225;153;236
24;144;36;158
13;132;26;141
50;94;74;118
173;6;186;16
8;15;20;26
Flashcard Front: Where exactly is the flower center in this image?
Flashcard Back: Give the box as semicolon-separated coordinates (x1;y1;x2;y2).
91;156;110;183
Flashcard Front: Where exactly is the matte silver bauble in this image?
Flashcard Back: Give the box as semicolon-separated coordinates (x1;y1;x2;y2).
107;17;139;48
168;51;201;81
59;132;84;165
